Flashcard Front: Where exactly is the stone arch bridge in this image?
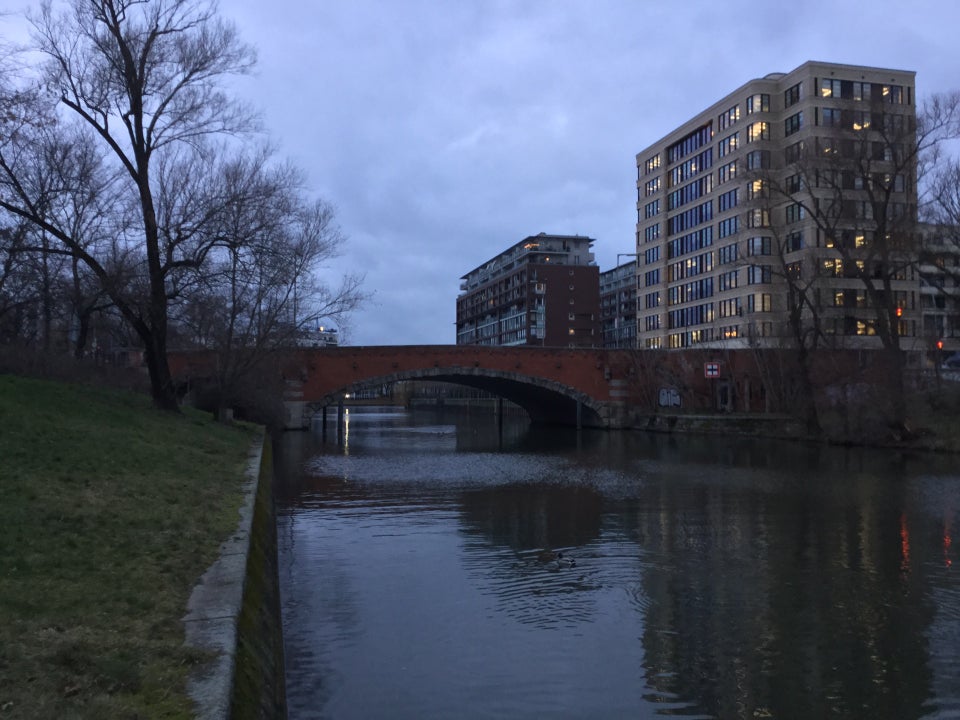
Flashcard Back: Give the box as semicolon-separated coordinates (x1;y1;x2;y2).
278;345;642;429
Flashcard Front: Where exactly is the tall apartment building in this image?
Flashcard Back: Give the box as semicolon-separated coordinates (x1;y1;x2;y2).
635;61;920;351
456;233;600;347
600;260;637;348
919;224;960;354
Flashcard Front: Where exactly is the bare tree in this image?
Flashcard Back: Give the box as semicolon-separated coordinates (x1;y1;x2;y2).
174;150;365;418
752;91;960;435
922;155;960;364
0;0;257;410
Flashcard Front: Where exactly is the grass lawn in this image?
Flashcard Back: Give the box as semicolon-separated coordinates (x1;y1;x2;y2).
0;375;257;719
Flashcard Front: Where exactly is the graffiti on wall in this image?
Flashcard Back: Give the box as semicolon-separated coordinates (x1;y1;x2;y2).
658;387;681;408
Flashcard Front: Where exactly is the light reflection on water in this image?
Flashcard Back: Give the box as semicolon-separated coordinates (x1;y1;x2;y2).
275;407;960;720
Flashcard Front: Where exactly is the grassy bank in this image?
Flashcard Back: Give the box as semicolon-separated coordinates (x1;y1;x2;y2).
0;375;256;719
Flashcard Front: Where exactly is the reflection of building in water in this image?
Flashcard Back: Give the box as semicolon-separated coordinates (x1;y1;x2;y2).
628;464;939;718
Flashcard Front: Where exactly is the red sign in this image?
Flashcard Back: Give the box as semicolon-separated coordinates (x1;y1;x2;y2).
704;362;721;378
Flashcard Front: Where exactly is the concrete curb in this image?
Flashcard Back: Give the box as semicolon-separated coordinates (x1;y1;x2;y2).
182;432;265;719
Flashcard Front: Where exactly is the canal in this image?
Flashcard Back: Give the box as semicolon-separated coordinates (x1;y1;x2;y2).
273;406;960;719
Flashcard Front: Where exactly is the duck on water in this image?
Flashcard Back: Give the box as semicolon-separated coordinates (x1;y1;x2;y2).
537;549;575;568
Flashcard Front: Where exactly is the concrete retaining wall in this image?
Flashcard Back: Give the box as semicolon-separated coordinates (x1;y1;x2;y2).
183;433;287;719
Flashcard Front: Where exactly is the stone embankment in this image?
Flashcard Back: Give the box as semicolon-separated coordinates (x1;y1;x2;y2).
183;434;286;719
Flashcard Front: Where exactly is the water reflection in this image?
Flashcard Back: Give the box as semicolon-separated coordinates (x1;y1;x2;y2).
276;407;960;720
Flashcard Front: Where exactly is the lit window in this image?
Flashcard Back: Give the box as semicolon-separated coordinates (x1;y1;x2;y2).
820;78;841;98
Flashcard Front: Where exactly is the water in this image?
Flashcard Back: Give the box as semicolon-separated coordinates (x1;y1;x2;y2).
274;406;960;720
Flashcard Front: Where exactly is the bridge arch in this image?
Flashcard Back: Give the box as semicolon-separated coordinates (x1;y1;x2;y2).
307;366;605;427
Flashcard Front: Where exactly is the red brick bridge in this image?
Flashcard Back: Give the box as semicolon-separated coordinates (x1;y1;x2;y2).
279;345;644;429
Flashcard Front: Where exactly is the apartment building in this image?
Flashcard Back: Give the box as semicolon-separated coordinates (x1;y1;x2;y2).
600;260;637;348
635;61;920;351
919;224;960;354
456;233;600;347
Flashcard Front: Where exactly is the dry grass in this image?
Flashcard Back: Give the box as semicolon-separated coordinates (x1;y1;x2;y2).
0;375;255;719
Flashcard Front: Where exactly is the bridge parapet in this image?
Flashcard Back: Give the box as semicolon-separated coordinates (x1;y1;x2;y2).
282;345;641;429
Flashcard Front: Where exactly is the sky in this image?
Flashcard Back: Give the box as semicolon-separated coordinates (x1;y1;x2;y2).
3;0;959;345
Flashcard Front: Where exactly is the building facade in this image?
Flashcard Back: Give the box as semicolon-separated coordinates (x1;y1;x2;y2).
456;234;600;347
919;224;960;355
635;61;921;352
600;260;637;348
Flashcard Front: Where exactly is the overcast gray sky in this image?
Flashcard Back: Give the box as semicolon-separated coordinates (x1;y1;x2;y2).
5;1;959;345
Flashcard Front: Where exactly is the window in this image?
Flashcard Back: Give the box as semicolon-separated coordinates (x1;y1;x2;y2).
667;227;713;259
786;231;803;252
718;270;739;292
644;199;660;218
644;291;661;309
784;82;802;107
718;243;739;265
746;209;770;228
718;297;741;318
746;293;772;312
667;124;713;164
667;175;713;211
717;160;737;184
820;78;842;98
747;179;768;200
644;224;660;242
718;188;739;213
667;200;713;236
718;216;739;238
786;261;802;279
883;113;905;135
852;110;871;131
644;246;660;264
719;105;740;130
784;111;803;137
820;107;841;127
746;150;770;170
718;132;739;157
784;140;805;164
818;137;838;156
644;154;661;174
747;236;771;256
644;315;661;331
644;269;660;286
644;177;661;196
785;174;803;194
785;202;805;223
853;81;871;102
669;148;714;186
822;258;843;277
747;121;769;142
882;85;904;104
746;93;769;114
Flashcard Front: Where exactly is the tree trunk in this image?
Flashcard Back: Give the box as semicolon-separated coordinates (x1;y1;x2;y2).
884;347;909;438
143;327;179;411
73;311;89;360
